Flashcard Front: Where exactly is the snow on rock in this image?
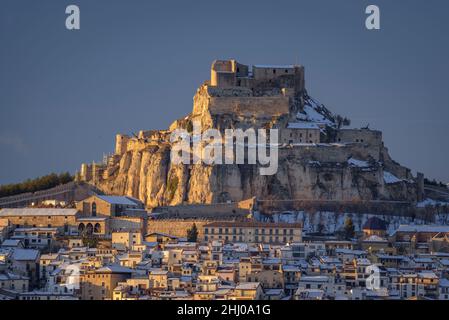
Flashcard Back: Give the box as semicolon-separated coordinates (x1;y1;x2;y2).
348;158;370;168
297;105;333;125
383;171;402;184
417;198;449;208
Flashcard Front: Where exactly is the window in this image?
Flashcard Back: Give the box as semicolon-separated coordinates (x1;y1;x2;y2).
92;202;97;216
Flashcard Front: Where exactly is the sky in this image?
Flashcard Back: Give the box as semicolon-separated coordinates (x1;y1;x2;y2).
0;0;448;184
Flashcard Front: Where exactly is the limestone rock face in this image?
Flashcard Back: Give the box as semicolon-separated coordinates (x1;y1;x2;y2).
78;63;420;208
89;146;418;208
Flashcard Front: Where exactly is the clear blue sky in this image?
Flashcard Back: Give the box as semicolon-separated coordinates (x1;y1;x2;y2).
1;0;448;184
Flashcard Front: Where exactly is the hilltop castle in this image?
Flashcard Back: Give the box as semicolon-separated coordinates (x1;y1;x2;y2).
77;59;424;208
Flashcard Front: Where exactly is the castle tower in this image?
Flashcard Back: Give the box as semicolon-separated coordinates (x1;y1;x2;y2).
115;134;130;155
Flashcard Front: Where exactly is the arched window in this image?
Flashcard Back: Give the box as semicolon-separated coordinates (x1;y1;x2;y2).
94;223;101;234
78;223;85;235
91;202;97;217
86;223;93;236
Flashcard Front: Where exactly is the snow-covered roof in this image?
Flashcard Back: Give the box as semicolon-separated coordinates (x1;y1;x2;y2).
282;265;301;272
235;282;260;290
0;208;78;217
335;248;366;255
253;64;295;69
287;122;320;130
96;264;134;273
300;276;329;283
363;235;387;242
150;270;168;275
0;272;29;281
12;249;39;261
265;289;284;295
295;288;324;299
40;253;59;260
356;258;372;265
439;259;449;266
1;239;23;247
96;195;141;206
394;225;449;234
440;278;449;287
417;271;438;279
77;217;107;222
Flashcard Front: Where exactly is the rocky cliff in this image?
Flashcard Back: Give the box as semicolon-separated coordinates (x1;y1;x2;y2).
77;60;422;209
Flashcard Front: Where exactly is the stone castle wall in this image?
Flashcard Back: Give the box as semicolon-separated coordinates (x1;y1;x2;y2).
147;219;213;239
336;129;382;146
208;96;290;117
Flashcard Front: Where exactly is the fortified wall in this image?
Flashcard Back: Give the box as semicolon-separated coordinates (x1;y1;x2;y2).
147;219;211;239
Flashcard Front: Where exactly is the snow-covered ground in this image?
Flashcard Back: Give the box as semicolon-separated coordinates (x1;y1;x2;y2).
296;97;335;126
254;210;449;236
417;198;449;208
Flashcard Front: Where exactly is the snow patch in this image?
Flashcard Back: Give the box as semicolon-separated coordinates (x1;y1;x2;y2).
348;158;370;168
287;122;320;129
417;198;449;208
383;171;402;184
254;210;449;235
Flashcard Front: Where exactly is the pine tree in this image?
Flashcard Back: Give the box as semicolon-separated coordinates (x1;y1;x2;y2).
344;217;355;240
187;223;199;242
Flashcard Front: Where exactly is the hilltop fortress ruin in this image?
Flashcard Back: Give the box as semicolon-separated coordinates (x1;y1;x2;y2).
77;59;424;210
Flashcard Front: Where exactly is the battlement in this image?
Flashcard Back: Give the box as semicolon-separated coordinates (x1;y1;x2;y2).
210;59;305;94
